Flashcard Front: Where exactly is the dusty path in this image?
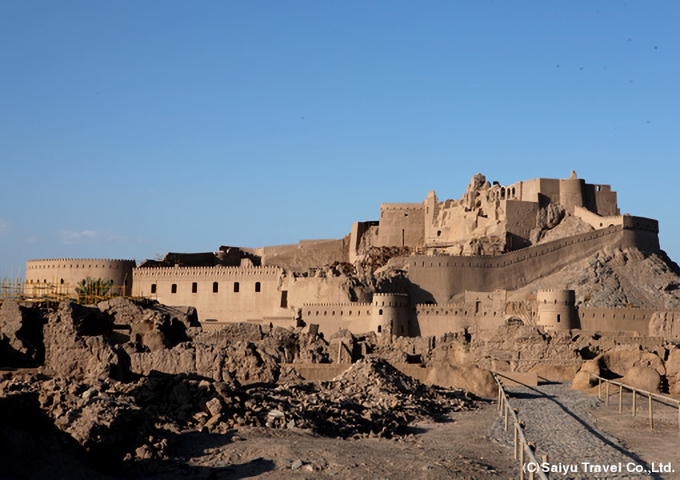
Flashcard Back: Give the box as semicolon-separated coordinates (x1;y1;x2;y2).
490;382;676;479
124;401;516;479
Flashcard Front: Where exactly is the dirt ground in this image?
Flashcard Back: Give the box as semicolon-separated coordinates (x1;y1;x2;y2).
124;401;516;480
590;395;680;480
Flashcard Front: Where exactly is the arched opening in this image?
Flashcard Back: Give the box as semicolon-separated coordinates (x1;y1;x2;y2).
379;309;383;315
377;325;382;333
234;282;239;293
213;282;219;293
192;282;198;293
171;284;177;294
255;282;261;293
151;284;157;294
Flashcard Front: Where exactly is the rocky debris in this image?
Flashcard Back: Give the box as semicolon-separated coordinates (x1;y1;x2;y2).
425;364;496;398
127;340;280;385
0;299;45;366
0;356;476;471
530;203;568;243
648;311;680;340
43;302;130;381
242;357;476;439
514;246;680;309
356;246;411;278
97;297;199;350
665;348;680;395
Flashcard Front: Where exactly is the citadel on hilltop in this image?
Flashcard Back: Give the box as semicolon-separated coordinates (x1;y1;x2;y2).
25;172;676;338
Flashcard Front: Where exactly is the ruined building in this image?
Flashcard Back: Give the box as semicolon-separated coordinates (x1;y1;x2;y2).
25;172;678;338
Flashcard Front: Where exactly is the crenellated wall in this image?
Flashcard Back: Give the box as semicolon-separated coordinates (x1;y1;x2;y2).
301;302;374;334
403;223;657;304
578;307;656;334
25;258;135;297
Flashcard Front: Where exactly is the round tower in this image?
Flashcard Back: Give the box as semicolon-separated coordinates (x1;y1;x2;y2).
25;258;136;298
536;290;578;332
559;171;585;213
370;293;409;337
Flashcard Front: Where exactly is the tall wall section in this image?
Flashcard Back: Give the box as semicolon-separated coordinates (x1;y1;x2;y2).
25;259;135;297
133;266;288;324
403;224;658;304
375;203;425;249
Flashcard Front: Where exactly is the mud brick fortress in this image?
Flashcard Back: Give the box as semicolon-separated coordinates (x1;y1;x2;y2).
25;172;677;338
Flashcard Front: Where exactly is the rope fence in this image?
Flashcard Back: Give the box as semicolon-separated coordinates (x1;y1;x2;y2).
493;372;550;480
588;372;680;433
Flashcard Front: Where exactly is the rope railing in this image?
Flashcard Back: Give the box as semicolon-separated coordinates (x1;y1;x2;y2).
587;372;680;432
492;372;549;480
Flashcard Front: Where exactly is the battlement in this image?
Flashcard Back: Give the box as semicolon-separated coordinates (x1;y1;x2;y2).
380;203;424;210
133;265;282;277
303;302;372;308
27;259;135;269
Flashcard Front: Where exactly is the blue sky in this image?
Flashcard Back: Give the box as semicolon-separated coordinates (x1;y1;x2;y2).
1;1;679;277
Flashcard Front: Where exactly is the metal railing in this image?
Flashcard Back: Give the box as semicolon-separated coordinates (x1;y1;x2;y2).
588;372;680;432
493;373;549;480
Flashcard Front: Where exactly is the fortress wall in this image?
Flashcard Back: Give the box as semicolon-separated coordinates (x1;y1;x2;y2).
578;307;656;334
537;178;561;205
413;304;501;336
301;303;374;335
375;203;425;248
406;226;633;303
25;258;135;296
133;266;287;323
285;274;358;313
516;178;542;203
505;199;539;241
260;237;349;270
573;206;623;230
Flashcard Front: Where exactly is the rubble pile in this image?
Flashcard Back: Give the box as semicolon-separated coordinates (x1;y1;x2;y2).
0;360;475;467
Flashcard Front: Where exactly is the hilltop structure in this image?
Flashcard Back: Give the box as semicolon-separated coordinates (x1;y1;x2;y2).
25;172;680;339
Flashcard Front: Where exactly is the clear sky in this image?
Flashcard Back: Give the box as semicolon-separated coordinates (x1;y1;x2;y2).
1;1;679;277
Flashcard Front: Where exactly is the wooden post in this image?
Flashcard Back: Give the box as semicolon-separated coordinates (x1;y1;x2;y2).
542;454;549;480
598;377;602;399
648;393;653;429
632;389;636;417
498;385;502;412
504;403;509;431
514;423;518;459
606;381;610;406
618;385;623;414
519;442;525;480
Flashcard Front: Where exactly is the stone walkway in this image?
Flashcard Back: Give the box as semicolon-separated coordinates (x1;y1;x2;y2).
489;382;668;479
